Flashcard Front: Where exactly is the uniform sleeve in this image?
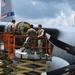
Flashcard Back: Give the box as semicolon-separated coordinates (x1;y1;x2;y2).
33;29;36;32
38;29;44;37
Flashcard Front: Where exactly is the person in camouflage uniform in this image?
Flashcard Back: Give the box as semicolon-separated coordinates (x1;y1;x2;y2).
7;20;16;32
21;25;37;52
37;24;45;54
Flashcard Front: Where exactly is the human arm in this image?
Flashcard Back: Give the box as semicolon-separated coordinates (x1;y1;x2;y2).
37;29;44;37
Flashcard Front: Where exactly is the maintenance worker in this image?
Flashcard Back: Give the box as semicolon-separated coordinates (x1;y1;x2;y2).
21;24;37;52
37;24;45;54
7;20;16;32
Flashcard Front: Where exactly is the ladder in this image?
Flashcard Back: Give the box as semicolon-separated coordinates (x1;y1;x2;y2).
3;32;15;57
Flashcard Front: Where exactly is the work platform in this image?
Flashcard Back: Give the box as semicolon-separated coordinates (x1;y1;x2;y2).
0;32;52;58
0;32;52;75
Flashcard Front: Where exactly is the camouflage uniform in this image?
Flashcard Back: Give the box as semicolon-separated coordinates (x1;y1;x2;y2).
7;23;15;32
37;29;45;53
22;28;36;52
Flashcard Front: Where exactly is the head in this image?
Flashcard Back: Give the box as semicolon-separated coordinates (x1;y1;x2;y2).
12;20;16;24
38;24;42;30
30;24;33;28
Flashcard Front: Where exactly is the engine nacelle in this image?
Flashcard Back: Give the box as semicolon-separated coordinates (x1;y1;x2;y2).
15;21;30;35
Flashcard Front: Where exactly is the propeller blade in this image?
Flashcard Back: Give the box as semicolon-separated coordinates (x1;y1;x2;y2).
50;36;75;55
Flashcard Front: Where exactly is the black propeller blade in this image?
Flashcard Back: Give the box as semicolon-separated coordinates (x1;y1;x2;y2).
41;65;75;75
50;36;75;56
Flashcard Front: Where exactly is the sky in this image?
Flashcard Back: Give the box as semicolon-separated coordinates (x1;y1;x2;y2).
1;0;75;27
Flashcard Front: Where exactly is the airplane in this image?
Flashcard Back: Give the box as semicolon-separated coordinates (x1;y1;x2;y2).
1;0;75;75
15;22;75;64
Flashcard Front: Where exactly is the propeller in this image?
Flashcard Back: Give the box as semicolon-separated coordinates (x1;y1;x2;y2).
41;65;75;75
49;34;75;56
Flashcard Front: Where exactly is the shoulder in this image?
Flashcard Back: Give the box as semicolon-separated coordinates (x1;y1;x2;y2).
41;29;44;32
8;24;11;27
27;28;33;33
28;28;36;31
8;23;12;26
33;28;36;32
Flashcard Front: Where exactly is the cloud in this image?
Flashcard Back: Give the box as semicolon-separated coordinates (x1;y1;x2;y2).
13;0;75;27
13;0;75;20
13;0;60;19
32;1;37;5
32;0;65;3
16;6;75;27
52;10;74;26
0;0;75;27
67;0;75;10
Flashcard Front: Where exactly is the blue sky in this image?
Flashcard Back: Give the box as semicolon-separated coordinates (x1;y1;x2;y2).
1;0;75;27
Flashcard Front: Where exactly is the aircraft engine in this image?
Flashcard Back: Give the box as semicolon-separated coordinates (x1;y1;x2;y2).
15;21;30;46
15;21;30;35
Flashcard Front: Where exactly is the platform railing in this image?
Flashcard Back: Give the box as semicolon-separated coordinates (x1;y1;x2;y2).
0;32;52;57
